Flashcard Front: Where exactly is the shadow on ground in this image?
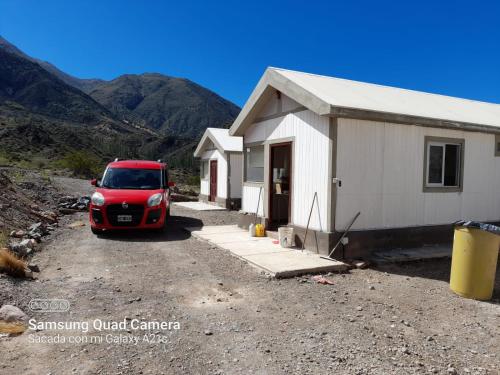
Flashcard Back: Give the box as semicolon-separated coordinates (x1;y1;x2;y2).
373;257;500;305
94;215;203;243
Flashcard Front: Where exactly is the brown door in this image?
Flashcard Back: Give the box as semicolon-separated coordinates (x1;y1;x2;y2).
269;142;292;228
209;160;217;202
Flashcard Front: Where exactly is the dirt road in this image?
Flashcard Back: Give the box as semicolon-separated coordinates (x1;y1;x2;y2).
0;178;499;374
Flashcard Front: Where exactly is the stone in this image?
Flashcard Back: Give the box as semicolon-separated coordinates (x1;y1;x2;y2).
28;264;40;273
29;222;42;232
0;305;28;322
353;260;369;269
9;242;30;257
20;238;35;250
9;230;25;238
204;330;213;336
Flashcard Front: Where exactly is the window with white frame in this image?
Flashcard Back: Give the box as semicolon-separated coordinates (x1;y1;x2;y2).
245;145;264;182
200;160;209;179
424;137;463;191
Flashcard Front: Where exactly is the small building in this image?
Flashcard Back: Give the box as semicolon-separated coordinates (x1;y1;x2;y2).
194;128;243;209
229;67;500;258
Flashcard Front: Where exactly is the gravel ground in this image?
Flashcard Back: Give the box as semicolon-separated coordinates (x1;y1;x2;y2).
0;178;499;375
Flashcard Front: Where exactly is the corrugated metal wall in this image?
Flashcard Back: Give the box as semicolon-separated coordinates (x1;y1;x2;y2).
336;118;500;230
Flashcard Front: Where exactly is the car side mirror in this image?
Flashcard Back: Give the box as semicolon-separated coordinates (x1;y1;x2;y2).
168;181;176;188
90;179;97;186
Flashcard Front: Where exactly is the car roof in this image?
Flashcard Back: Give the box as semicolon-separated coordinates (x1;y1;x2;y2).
107;160;166;170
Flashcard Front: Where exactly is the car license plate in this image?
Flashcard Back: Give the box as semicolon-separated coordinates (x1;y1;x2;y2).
117;215;132;223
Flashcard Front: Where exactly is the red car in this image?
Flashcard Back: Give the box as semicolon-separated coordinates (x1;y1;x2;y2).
89;160;174;234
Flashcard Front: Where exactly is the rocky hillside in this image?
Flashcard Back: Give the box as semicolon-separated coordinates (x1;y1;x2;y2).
0;48;118;126
0;47;159;162
88;73;240;138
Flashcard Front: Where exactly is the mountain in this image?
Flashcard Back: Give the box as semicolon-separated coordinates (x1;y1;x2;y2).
0;48;117;126
87;74;240;138
0;47;163;162
0;36;240;173
0;36;104;93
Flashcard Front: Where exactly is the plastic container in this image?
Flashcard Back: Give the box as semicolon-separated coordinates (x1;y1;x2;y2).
255;224;265;237
248;223;256;237
278;226;295;248
450;221;500;300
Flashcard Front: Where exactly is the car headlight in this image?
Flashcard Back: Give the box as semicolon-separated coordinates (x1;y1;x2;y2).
91;192;105;207
147;193;163;207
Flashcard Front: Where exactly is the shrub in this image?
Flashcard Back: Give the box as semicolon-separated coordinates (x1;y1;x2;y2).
186;175;200;186
61;151;103;178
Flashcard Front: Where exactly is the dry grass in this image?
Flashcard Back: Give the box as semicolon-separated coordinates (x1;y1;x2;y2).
0;320;27;334
0;248;28;278
0;231;7;248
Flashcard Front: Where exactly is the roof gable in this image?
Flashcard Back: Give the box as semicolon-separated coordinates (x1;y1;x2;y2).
194;128;243;157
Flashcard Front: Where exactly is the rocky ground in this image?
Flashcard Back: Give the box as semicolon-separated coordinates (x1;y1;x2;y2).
0;176;499;375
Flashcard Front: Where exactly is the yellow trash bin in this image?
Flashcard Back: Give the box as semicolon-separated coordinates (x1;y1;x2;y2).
450;221;500;300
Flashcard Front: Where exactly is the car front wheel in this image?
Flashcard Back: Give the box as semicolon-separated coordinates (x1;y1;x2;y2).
91;227;103;235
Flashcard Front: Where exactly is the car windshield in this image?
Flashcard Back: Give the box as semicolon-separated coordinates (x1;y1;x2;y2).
101;168;162;190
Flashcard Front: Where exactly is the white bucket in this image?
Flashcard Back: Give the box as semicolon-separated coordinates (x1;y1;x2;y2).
249;223;256;237
278;226;295;248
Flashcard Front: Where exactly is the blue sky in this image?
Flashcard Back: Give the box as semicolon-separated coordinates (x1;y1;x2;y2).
1;0;499;106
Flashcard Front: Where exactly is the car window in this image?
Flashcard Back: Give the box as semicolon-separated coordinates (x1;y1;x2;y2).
101;168;162;190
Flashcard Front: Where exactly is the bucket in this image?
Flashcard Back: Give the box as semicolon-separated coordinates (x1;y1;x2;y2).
278;226;295;248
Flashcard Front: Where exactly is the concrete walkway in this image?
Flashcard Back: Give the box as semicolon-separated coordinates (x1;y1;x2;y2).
185;225;349;278
174;201;226;211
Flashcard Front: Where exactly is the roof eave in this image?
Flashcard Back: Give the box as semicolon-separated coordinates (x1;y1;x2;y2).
329;106;500;134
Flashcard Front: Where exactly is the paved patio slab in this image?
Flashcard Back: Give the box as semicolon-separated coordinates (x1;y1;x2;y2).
174;202;226;211
185;225;349;278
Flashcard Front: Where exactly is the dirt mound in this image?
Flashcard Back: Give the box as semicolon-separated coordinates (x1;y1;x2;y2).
0;168;63;234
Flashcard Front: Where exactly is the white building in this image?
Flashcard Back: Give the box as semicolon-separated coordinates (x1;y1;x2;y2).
194;128;243;209
229;67;500;258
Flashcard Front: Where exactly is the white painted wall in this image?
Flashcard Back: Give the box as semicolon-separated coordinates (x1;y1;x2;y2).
229;153;243;199
200;179;209;196
243;108;330;231
200;149;228;199
336;118;500;231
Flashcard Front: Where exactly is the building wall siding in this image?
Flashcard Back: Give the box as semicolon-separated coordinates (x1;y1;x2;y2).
229;153;243;199
200;149;228;199
200;179;209;196
242;184;265;216
336;118;500;231
243;108;330;231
